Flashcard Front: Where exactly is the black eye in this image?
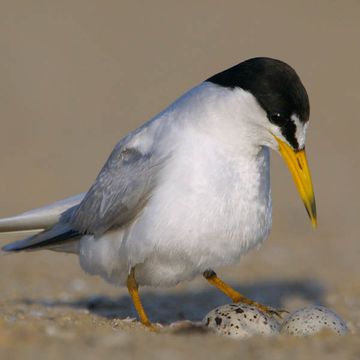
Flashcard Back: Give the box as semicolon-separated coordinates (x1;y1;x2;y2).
269;113;287;126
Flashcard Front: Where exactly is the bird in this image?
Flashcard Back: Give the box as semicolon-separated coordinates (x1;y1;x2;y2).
0;57;316;330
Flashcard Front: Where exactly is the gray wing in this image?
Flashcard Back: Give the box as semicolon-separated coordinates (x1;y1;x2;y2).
2;139;168;253
65;142;167;236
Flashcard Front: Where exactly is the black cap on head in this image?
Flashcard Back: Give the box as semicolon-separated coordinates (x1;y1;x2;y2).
207;57;310;149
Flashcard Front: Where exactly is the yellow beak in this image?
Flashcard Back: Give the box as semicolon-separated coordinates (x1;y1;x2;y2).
275;137;317;228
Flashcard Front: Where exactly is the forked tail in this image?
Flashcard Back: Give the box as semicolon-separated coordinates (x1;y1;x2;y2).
0;193;85;253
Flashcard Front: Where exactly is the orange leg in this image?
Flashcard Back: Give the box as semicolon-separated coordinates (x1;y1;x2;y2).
127;267;157;331
203;269;286;317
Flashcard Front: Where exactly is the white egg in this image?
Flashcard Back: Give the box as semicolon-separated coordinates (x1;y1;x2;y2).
202;303;280;338
280;305;348;336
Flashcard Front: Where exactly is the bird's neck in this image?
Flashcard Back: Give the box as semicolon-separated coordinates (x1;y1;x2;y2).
174;82;267;158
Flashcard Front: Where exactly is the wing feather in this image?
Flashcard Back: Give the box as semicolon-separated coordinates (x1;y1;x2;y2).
67;142;167;236
2;132;168;253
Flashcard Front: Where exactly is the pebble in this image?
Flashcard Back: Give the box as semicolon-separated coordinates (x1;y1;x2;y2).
280;305;348;336
202;303;280;338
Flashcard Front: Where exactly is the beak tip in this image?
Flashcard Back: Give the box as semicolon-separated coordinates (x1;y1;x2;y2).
311;219;318;229
310;200;317;229
305;200;317;229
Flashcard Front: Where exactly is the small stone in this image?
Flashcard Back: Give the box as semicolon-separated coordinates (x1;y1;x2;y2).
202;303;280;338
280;305;348;336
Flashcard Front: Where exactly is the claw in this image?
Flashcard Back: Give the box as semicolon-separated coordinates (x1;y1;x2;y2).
234;298;289;319
252;303;289;319
142;322;161;332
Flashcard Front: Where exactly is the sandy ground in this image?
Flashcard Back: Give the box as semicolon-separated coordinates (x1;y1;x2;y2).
0;1;359;359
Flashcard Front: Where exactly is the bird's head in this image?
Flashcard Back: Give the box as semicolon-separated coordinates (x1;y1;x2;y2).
208;57;317;228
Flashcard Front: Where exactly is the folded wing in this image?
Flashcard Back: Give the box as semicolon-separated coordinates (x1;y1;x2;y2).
1;140;168;253
0;193;84;233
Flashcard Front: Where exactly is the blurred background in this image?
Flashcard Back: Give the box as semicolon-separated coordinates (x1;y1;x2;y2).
0;1;359;358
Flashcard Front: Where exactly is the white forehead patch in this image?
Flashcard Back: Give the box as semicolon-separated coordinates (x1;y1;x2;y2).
291;114;308;149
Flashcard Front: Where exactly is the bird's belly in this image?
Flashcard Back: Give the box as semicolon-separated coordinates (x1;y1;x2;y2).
78;181;271;287
124;149;272;286
134;204;272;287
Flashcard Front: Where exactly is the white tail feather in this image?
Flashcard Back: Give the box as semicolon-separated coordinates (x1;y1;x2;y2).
0;193;85;232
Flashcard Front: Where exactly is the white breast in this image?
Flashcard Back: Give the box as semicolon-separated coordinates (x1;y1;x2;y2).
126;133;272;286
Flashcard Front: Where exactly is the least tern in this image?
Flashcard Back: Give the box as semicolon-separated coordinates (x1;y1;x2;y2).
0;57;316;329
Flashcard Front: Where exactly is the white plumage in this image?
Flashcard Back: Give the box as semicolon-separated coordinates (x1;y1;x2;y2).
79;82;273;286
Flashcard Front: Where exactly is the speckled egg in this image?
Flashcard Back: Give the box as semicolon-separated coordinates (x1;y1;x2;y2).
202;303;280;338
280;305;348;336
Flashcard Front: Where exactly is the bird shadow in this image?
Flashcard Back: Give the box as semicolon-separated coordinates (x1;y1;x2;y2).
19;278;325;324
